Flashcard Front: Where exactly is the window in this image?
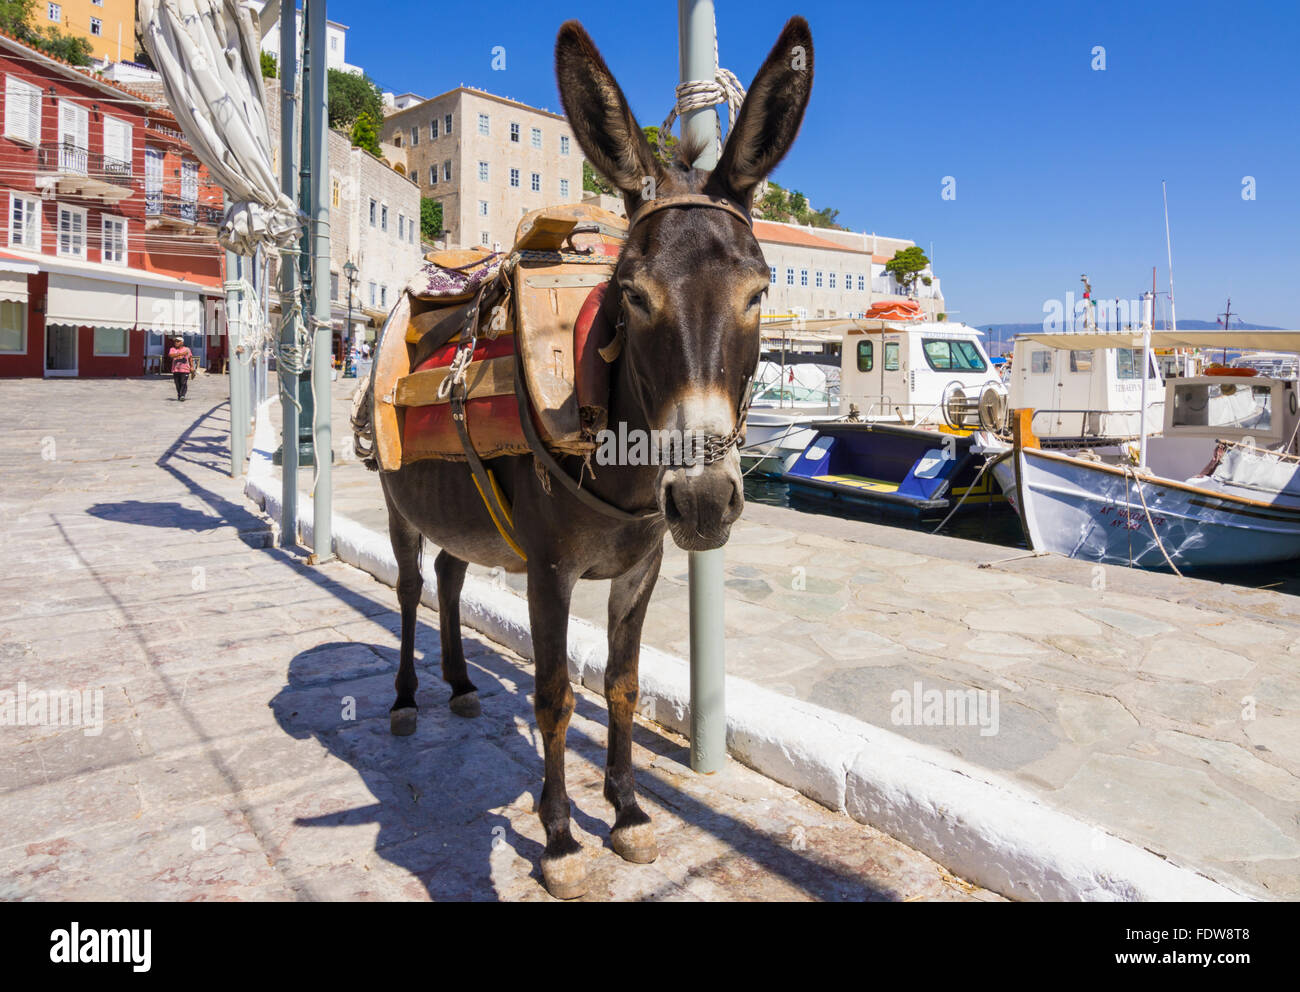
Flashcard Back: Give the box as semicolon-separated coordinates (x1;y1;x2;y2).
857;274;865;291
331;272;339;300
1116;348;1157;380
478;199;488;216
101;216;126;265
1069;350;1094;373
479;161;490;182
398;214;405;239
857;340;873;372
368;281;376;306
1030;350;1052;374
530;172;540;192
922;338;986;372
884;341;900;371
9;193;40;249
510;122;520;143
369;198;376;226
4;76;41;145
480;231;490;246
89;17;101;35
477;112;489;136
380;285;387;307
509;168;519;188
828;272;836;289
410;126;419;146
56;204;86;257
814;271;823;288
380;204;388;231
0;299;24;353
102;115;131;174
445;113;453;135
770;267;777;284
429;165;437;185
799;269;808;287
409;221;414;244
443;160;452;181
531;127;542;149
93;327;127;356
560;135;569;155
330;36;338;52
430;119;438;140
786;267;794;286
331;178;340;207
559;178;569;198
47;3;60;23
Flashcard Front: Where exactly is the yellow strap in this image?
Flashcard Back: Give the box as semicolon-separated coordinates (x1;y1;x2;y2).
471;469;527;561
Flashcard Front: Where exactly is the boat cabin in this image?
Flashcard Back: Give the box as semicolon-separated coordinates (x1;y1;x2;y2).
1010;337;1164;441
840;320;996;424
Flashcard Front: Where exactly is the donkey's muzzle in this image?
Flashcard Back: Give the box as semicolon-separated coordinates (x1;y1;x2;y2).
658;460;744;551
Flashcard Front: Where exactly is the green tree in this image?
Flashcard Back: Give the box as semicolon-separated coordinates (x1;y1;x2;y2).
0;0;92;65
641;125;678;165
328;69;383;130
884;246;930;295
420;197;443;241
260;51;277;79
754;181;789;220
350;111;381;157
810;205;840;228
583;159;614;196
787;190;808;219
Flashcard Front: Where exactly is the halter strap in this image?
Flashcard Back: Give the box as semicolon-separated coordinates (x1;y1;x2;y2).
628;193;752;231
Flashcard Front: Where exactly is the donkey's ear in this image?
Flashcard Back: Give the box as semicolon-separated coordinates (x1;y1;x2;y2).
708;17;813;209
556;21;661;208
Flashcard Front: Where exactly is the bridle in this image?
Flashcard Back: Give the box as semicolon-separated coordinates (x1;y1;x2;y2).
509;192;760;526
617;193;758;467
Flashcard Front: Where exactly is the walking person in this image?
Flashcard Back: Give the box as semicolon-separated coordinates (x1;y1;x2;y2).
168;336;193;402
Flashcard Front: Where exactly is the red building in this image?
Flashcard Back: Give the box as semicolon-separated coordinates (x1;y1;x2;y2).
0;30;226;378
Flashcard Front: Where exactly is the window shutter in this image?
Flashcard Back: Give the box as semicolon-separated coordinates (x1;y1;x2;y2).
5;77;40;144
104;117;131;165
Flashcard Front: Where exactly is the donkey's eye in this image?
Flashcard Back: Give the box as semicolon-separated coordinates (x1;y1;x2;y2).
747;291;764;310
623;287;649;312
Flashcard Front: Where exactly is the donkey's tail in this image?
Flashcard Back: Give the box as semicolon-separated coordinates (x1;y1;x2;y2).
350;377;379;472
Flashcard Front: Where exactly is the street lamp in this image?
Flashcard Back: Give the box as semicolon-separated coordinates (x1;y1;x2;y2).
343;259;358;373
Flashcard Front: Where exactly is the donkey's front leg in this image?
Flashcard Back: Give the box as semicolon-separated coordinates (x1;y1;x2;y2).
527;561;585;899
604;544;663;864
388;511;424;736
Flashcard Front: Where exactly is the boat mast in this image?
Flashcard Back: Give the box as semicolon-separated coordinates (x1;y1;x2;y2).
1218;297;1234;364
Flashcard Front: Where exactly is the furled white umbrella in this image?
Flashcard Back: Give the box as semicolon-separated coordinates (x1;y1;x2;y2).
138;0;301;255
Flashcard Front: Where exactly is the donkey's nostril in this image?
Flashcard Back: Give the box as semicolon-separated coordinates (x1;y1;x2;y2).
662;481;683;524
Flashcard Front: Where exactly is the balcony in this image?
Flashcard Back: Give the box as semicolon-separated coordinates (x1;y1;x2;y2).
145;194;223;234
34;143;134;205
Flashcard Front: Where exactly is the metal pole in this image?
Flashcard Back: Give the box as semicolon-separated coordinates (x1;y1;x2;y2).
307;0;332;562
225;242;246;476
278;0;300;546
680;0;725;774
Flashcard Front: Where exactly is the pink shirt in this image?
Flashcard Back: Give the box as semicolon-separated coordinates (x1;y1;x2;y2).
169;347;192;373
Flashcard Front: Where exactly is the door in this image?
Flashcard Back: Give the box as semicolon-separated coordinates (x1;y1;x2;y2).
57;101;88;175
44;324;77;376
145;148;163;216
180;160;198;222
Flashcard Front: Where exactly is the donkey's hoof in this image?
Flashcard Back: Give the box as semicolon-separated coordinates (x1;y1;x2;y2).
541;851;588;900
449;691;481;718
611;821;658;864
390;707;418;736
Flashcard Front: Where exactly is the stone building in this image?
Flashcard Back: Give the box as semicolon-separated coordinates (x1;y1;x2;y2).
379;87;584;250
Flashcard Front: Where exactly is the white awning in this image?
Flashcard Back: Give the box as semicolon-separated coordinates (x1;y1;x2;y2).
0;272;28;304
137;286;203;334
45;274;138;330
1017;329;1300;352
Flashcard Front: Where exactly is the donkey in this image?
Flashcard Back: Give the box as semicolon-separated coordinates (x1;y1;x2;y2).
362;17;813;899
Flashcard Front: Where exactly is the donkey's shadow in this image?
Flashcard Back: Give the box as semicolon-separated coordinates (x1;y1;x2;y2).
268;616;658;900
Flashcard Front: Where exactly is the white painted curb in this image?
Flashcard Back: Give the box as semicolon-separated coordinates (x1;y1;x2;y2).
244;398;1250;902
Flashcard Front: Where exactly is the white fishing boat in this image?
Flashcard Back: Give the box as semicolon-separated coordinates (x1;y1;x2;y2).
982;327;1300;569
741;361;838;476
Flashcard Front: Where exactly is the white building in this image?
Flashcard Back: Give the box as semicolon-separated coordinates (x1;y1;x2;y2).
257;3;362;75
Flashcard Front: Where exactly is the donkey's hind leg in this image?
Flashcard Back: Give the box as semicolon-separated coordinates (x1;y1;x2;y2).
433;550;480;717
388;511;423;736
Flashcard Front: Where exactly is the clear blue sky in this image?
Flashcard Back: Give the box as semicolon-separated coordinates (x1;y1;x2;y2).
331;0;1299;328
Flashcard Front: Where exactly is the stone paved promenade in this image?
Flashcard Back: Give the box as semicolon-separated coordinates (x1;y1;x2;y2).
313;377;1300;899
0;377;992;901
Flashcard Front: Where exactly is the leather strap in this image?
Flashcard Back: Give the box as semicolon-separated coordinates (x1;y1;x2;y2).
513;357;659;523
628;193;752;231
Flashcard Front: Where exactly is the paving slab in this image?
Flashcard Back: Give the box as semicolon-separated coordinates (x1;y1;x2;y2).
0;377;992;902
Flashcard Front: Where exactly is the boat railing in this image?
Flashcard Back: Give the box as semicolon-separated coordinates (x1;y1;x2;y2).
847;394;946;426
1029;407;1154;439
